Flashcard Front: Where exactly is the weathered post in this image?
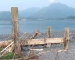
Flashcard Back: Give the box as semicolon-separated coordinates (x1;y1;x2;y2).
64;28;69;51
46;26;52;47
47;26;52;38
11;7;21;55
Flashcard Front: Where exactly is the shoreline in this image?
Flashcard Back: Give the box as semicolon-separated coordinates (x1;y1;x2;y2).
0;30;75;41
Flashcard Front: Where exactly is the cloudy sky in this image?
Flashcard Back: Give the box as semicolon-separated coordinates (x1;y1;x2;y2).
0;0;75;11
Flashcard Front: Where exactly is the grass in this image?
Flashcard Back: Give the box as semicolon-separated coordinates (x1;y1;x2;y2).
0;48;19;59
0;52;19;59
0;48;3;51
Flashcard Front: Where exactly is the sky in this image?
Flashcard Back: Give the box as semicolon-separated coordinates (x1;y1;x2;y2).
0;0;75;11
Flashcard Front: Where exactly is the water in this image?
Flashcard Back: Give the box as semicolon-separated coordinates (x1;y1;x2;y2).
0;19;75;34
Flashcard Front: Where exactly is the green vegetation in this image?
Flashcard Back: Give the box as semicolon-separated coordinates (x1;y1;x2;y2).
0;48;19;59
0;48;3;51
0;52;19;59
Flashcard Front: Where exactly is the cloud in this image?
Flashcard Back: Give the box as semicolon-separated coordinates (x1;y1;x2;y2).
49;0;56;3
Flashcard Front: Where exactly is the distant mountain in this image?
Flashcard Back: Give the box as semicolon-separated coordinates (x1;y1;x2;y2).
0;11;11;20
31;3;75;19
19;7;40;19
0;3;75;20
0;7;40;20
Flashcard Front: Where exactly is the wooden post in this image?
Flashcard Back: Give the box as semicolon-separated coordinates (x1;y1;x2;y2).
46;26;52;47
64;28;69;51
47;26;52;38
11;7;21;55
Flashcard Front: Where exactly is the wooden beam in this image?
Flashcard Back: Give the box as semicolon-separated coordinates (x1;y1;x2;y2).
20;38;64;46
11;7;21;55
0;38;64;47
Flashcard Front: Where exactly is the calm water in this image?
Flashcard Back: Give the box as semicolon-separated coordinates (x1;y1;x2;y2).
0;19;75;34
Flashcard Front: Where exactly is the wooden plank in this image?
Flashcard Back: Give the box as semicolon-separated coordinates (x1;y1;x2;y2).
0;38;64;47
11;7;21;55
0;42;14;58
20;38;64;46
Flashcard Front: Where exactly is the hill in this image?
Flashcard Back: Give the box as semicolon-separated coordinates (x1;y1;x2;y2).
0;11;11;20
0;7;40;20
19;7;40;19
30;3;75;19
0;3;75;20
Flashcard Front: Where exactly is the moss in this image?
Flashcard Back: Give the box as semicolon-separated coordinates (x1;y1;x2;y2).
0;52;19;59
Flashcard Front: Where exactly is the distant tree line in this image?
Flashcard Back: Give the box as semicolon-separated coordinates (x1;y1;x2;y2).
67;16;75;19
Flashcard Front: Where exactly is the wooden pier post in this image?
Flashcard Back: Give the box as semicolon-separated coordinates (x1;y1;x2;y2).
64;28;69;51
46;26;52;47
11;7;21;55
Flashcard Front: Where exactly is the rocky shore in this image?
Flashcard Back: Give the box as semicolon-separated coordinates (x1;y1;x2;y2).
0;30;75;60
0;30;75;41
